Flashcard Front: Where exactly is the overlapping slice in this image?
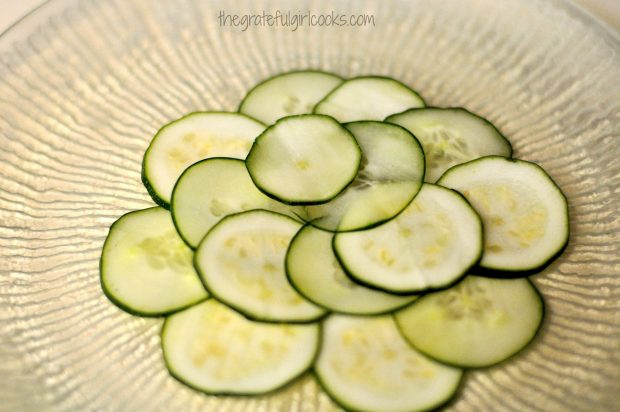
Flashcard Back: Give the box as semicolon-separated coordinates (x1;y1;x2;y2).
239;70;343;125
302;121;425;232
438;156;569;274
314;76;425;122
315;314;463;412
245;115;362;204
395;276;544;367
171;158;299;248
162;300;319;395
286;225;418;315
100;207;208;316
386;107;512;182
194;210;326;322
334;184;483;293
142;112;265;206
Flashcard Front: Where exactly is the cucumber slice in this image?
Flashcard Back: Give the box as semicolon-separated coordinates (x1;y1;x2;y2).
334;184;483;293
302;121;425;232
437;156;569;274
395;276;544;368
239;70;343;125
100;207;208;316
194;210;326;322
286;225;418;315
245;115;362;205
315;314;463;412
314;76;425;122
162;300;319;395
386;107;512;182
171;158;299;248
142;112;265;206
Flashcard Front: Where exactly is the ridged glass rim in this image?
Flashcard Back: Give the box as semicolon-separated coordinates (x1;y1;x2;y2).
1;0;620;54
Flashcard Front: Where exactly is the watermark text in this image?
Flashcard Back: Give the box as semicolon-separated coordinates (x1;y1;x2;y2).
218;10;376;31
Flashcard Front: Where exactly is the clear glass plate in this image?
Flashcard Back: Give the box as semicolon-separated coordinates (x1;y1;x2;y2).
1;0;619;411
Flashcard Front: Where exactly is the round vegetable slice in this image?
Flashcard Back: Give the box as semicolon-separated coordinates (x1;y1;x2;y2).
437;156;569;274
315;314;463;412
334;184;483;293
100;207;208;316
302;121;425;232
171;157;299;248
194;210;326;322
239;70;343;125
386;107;512;182
142;112;265;206
314;76;425;122
162;300;319;395
245;114;362;205
286;225;418;315
395;275;544;368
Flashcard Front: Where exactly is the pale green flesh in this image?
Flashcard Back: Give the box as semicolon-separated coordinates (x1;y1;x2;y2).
143;112;265;204
395;276;543;367
437;156;569;271
286;225;417;314
315;77;425;122
239;71;343;125
302;121;424;232
171;158;299;248
334;184;482;293
386;108;511;182
162;300;319;394
246;115;361;204
101;207;208;315
315;314;462;412
194;210;326;322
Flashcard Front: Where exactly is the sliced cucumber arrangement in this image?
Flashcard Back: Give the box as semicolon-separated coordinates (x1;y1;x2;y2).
194;210;326;322
314;76;425;122
101;69;570;409
335;184;483;293
142;112;265;206
438;156;569;274
100;207;208;316
302;121;425;232
171;158;298;248
395;276;544;368
246;114;361;204
386;107;512;182
239;70;343;125
162;300;319;395
315;314;463;412
286;225;418;315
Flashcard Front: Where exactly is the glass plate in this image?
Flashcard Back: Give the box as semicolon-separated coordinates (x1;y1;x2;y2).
1;0;619;411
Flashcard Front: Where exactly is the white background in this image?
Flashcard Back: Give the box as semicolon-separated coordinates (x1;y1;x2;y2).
1;0;45;33
1;0;619;36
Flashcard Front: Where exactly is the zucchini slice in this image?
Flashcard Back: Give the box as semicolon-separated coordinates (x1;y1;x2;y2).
286;225;418;315
239;70;343;125
334;184;483;293
142;112;265;206
437;156;569;274
314;76;425;122
194;210;326;323
315;314;463;412
100;207;208;316
171;158;299;248
302;121;425;232
386;107;512;182
245;114;362;205
162;300;319;395
395;275;544;368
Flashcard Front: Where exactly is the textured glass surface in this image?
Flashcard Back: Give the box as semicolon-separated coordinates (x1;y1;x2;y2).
1;0;619;411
